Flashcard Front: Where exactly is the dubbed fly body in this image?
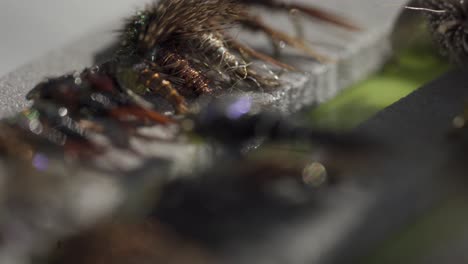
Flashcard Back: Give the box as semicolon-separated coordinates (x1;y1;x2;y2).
157;47;212;96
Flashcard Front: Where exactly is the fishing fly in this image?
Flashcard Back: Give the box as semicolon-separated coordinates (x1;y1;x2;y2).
409;0;468;64
116;0;359;113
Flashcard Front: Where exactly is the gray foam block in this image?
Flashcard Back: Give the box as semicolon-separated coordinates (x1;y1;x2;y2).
0;0;407;118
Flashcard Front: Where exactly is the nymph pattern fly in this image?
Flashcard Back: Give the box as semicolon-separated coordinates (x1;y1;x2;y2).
117;0;359;113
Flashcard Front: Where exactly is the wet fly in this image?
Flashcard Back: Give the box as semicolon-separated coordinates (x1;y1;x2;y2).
117;0;359;112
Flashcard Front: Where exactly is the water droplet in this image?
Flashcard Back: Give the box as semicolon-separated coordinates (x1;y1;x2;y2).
90;65;100;74
74;77;82;85
302;162;327;187
279;41;286;49
453;116;465;128
289;8;300;16
29;119;43;135
58;107;68;117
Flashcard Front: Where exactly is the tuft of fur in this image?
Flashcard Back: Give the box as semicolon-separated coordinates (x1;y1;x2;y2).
416;0;468;63
119;0;244;56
